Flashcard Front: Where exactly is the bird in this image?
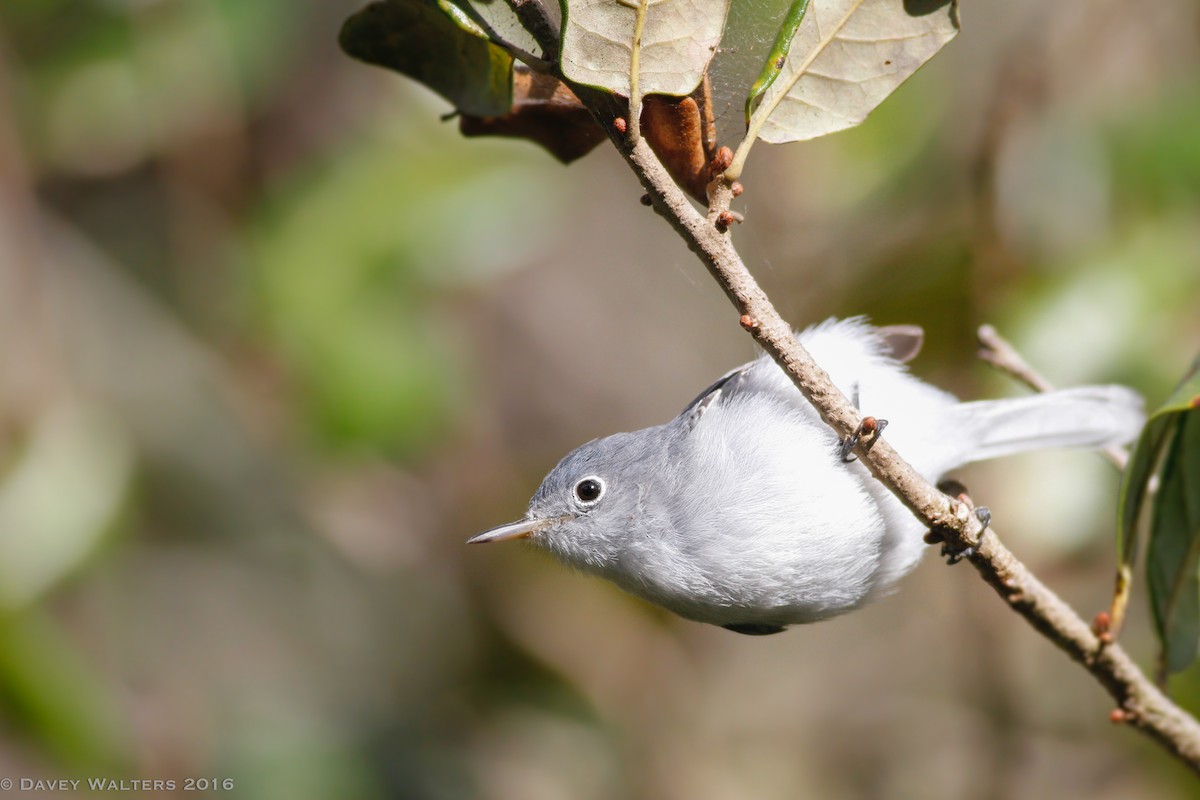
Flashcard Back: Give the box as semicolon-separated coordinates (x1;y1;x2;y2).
468;318;1144;635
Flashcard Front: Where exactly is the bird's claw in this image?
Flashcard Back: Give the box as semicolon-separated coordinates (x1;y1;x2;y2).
840;416;887;463
929;480;991;565
940;507;991;564
974;505;991;530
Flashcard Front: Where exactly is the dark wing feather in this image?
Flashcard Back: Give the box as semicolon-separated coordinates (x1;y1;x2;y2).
681;365;751;431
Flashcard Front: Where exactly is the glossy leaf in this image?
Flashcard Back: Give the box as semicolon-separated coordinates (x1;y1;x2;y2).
747;0;958;144
1147;409;1200;674
1117;355;1200;673
559;0;731;98
1109;413;1170;636
1116;357;1200;567
340;0;513;117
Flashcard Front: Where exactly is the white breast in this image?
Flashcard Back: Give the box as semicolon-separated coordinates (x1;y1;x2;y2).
636;393;893;626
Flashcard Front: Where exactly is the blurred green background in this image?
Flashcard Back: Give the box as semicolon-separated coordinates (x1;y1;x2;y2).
0;1;1198;798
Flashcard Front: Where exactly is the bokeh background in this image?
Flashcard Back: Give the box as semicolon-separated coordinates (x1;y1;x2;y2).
1;1;1199;798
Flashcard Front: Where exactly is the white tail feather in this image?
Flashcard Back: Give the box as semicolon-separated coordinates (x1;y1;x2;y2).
953;385;1145;466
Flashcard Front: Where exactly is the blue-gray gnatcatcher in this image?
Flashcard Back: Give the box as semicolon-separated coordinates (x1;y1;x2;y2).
469;318;1144;635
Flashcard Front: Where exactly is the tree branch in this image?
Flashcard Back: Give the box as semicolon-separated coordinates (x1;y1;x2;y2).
504;0;1200;773
590;88;1200;779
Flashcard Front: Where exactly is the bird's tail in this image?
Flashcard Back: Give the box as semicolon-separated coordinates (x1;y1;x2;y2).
950;385;1145;466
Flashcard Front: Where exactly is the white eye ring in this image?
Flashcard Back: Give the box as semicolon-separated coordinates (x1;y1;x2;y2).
573;476;605;507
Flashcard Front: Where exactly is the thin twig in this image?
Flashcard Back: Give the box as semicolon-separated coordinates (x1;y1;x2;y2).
977;324;1130;470
599;82;1200;779
503;0;1200;775
618;131;1200;775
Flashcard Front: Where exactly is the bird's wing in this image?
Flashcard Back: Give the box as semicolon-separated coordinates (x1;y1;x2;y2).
680;320;926;433
680;364;752;431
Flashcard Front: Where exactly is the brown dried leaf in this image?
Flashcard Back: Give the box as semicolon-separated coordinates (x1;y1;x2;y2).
641;78;718;203
459;67;606;164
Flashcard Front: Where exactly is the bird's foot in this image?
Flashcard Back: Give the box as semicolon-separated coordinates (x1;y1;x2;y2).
840;416;888;462
928;480;991;565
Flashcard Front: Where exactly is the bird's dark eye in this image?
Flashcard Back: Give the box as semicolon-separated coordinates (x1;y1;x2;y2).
574;477;604;504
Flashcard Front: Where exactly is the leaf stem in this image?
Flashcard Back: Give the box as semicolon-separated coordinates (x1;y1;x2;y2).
627;0;650;144
728;0;866;180
744;0;811;124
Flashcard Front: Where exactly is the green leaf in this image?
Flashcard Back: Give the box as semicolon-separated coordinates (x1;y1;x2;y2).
743;0;811;124
446;0;547;64
1117;415;1173;572
340;0;514;117
1147;410;1200;674
745;0;958;145
1125;356;1200;674
559;0;731;98
1158;355;1200;422
1117;357;1200;567
1111;411;1173;634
